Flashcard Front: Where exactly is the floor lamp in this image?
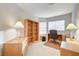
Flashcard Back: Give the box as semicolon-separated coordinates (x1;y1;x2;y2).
14;21;24;38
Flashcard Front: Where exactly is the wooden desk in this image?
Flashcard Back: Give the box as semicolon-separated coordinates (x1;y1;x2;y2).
48;34;64;41
2;37;27;56
60;38;79;56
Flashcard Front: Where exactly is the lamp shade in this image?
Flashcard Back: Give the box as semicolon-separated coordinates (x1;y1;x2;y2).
66;23;77;30
14;21;24;29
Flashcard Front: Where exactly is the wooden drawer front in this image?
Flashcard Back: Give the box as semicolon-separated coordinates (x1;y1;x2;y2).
61;48;79;56
2;43;22;56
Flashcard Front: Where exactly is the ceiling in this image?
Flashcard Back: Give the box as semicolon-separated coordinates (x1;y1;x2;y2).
17;3;75;18
0;3;75;22
0;3;75;30
0;3;75;19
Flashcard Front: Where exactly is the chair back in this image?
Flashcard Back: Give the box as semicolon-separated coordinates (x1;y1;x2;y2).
50;30;57;39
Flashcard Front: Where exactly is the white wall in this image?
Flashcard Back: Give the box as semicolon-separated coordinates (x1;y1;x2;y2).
76;4;79;28
0;15;17;42
74;4;79;41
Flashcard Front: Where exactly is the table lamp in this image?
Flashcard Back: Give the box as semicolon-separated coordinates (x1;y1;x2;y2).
66;23;77;40
14;21;24;38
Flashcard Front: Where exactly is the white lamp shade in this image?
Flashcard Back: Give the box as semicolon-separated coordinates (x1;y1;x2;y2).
14;21;24;29
66;23;77;30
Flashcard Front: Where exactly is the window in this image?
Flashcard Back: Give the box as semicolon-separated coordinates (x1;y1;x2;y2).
48;21;55;30
39;22;47;35
48;20;65;31
39;20;65;35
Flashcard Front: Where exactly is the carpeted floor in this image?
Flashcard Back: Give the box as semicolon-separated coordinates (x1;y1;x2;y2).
26;42;60;56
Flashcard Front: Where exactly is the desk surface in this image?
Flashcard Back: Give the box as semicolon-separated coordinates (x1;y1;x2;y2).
61;38;79;53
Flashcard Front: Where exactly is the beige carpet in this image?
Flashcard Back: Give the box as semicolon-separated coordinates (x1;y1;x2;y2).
26;42;60;56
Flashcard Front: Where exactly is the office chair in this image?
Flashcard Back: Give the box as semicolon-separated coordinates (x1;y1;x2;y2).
50;30;57;43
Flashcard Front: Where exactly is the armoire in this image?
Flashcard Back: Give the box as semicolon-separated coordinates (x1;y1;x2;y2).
21;19;39;43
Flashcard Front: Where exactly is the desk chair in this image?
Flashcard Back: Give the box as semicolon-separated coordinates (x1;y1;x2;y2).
50;30;58;43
